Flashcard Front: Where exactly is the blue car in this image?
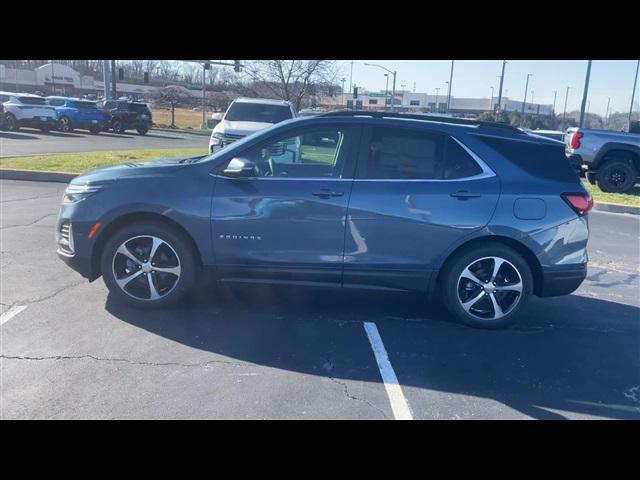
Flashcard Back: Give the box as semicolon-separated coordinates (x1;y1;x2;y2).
55;111;591;329
46;96;108;134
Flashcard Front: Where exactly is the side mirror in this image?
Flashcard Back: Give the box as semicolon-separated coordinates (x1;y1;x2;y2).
223;157;257;178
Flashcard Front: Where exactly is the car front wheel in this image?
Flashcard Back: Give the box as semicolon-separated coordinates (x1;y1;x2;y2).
101;222;197;308
58;116;72;132
441;243;533;329
5;113;18;131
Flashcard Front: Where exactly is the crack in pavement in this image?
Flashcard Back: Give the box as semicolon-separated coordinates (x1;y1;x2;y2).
3;279;86;309
0;354;254;370
327;376;391;420
1;213;57;230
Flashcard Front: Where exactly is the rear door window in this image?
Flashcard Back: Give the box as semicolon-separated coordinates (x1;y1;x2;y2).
19;96;47;106
357;126;445;180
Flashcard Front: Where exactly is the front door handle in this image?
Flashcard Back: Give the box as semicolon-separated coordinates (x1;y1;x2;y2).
450;190;481;199
312;189;344;198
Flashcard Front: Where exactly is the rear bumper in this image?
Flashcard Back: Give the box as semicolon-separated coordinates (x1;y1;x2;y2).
73;119;106;130
538;264;587;297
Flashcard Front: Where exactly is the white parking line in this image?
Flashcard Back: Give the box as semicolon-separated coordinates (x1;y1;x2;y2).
363;322;413;420
0;305;27;326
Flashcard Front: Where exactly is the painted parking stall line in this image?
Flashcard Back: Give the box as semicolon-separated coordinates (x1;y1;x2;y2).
0;305;27;326
363;322;413;420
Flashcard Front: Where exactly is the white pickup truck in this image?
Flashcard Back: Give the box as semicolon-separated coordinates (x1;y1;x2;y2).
209;98;296;154
565;127;640;193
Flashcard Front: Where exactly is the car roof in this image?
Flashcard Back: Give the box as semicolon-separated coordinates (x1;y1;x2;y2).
233;97;293;107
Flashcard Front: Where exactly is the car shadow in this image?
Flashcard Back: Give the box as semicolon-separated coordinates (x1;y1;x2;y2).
40;131;87;138
105;286;640;420
142;133;192;140
97;132;134;139
0;132;41;140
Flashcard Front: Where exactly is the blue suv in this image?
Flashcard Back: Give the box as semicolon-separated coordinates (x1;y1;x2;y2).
47;96;108;134
56;111;591;329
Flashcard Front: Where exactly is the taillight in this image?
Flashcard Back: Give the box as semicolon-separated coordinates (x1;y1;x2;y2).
562;193;593;216
570;132;583;149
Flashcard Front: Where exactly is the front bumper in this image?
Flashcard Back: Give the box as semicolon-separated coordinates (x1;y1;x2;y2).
538;264;587;297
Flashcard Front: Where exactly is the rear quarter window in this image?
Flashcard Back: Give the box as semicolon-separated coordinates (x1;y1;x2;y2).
475;135;579;182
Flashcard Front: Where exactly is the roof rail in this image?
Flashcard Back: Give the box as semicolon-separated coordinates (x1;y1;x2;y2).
319;110;522;133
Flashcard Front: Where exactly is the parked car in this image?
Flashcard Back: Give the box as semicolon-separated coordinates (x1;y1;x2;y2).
565;127;640;193
56;111;591;330
0;91;57;132
209;98;296;154
46;96;108;134
96;99;153;135
0;102;5;130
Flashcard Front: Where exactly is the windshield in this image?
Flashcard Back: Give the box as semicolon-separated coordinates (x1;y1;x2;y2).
225;102;292;123
19;96;47;106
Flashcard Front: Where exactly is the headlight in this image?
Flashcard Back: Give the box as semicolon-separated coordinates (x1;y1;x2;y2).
62;183;108;204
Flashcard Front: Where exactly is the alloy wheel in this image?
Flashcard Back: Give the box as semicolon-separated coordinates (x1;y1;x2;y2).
456;256;523;321
112;235;181;301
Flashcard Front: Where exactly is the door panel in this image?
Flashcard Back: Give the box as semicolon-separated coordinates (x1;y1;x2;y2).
343;127;501;291
211;124;359;285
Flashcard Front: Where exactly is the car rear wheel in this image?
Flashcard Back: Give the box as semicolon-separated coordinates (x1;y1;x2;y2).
596;159;637;193
40;125;51;133
58;116;73;132
136;127;148;135
89;125;101;135
5;113;18;131
441;243;533;329
101;222;197;308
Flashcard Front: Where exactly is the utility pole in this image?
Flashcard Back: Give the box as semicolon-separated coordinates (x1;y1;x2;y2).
111;60;117;99
102;60;110;99
447;60;454;113
349;61;354;94
489;86;494;111
552;90;558;115
390;70;397;112
496;60;506;112
628;59;639;132
522;74;534;113
341;78;346;108
605;96;611;126
563;86;572;120
578;60;592;128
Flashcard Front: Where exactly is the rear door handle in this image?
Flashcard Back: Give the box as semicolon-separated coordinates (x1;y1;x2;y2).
312;189;344;198
450;190;481;199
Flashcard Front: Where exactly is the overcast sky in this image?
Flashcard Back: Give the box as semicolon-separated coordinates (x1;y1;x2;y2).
337;60;639;117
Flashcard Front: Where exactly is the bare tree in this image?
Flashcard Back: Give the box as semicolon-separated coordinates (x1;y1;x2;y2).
147;85;193;127
240;60;338;111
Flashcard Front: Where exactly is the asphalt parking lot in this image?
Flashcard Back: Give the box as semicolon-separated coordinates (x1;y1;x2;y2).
1;179;639;419
0;128;206;157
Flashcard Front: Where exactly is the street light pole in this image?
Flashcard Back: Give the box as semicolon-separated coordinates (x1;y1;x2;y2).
578;60;592;128
496;60;506;112
605;96;611;126
447;60;454;113
363;63;397;112
341;78;346;108
384;74;389;111
349;61;354;94
628;59;639;132
552;90;558;115
563;86;571;120
522;73;534;114
435;88;440;113
489;86;494;111
201;62;207;129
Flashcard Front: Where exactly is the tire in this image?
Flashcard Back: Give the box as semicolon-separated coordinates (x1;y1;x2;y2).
5;113;19;131
440;242;533;329
595;159;637;193
40;125;51;133
136;127;148;135
101;221;197;308
585;171;597;185
57;116;73;132
112;119;124;134
89;125;101;135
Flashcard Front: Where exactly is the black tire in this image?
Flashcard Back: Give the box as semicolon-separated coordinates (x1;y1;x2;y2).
40;126;51;133
5;113;19;131
112;119;124;134
441;242;533;329
136;127;148;135
89;125;101;135
585;171;597;185
596;159;637;193
101;221;198;308
57;116;73;132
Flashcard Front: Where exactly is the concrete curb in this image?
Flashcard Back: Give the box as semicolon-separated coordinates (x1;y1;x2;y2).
593;202;640;215
1;169;639;215
152;127;211;136
0;169;76;183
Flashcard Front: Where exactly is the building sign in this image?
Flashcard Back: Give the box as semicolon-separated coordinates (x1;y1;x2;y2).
45;75;74;84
